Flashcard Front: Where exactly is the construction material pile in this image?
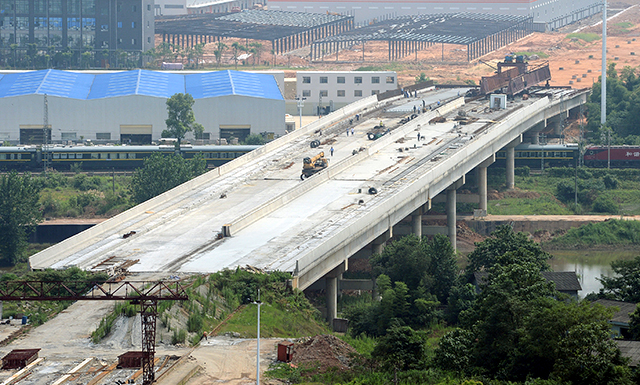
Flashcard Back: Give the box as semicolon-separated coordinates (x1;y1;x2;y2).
291;334;357;373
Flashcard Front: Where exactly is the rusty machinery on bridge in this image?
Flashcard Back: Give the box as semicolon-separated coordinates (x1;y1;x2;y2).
0;280;188;385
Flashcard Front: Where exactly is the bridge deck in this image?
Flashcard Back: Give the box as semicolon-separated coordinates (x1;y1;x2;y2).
31;87;587;288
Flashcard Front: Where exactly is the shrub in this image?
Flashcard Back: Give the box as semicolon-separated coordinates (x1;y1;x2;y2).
171;329;187;344
592;196;618;214
603;174;619;189
187;313;203;333
515;166;530;177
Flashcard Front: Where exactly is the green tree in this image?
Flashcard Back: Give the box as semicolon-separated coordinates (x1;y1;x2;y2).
630;304;640;340
193;123;205;141
371;325;426;372
163;93;196;148
242;134;265;145
414;72;430;84
596;256;640;302
129;153;206;204
0;172;42;265
465;224;551;281
214;42;227;68
231;42;244;70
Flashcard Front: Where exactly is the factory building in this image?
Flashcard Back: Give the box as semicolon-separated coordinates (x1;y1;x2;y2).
267;0;603;30
293;71;397;115
0;69;285;145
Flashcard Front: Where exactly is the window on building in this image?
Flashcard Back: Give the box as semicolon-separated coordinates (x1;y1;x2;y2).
132;5;137;12
302;76;311;84
371;76;380;84
302;90;311;97
354;90;362;97
320;76;328;84
96;133;111;140
117;21;122;28
165;4;185;8
372;90;379;95
354;76;362;84
337;76;345;83
131;22;135;28
386;76;395;84
132;38;137;45
117;38;122;45
61;132;77;140
337;90;345;97
320;90;328;97
101;24;108;31
147;4;151;11
147;37;151;43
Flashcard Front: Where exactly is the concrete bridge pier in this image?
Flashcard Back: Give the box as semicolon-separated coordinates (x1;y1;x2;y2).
412;207;423;238
325;261;346;326
506;135;522;190
446;177;465;250
477;154;495;212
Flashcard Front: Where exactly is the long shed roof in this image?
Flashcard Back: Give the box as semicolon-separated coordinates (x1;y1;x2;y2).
0;69;283;100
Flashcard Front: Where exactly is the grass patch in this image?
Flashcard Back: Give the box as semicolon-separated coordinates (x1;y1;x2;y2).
515;51;549;59
566;33;601;43
488;194;572;215
544;219;640;249
217;302;329;338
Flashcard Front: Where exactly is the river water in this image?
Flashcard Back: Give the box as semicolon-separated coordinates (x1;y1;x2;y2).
549;250;638;298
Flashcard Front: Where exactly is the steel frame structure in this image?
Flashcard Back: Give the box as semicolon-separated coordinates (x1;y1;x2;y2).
0;280;188;385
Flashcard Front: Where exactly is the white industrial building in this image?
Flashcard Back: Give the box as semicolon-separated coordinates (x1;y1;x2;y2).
294;71;397;115
0;69;285;145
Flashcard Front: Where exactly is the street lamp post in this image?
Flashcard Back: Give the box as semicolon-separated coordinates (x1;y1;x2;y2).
253;290;261;385
296;96;306;129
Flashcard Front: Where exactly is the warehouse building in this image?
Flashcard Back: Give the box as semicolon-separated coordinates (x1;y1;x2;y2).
0;69;285;145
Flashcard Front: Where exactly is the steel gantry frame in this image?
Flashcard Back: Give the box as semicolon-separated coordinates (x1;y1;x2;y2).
0;280;188;385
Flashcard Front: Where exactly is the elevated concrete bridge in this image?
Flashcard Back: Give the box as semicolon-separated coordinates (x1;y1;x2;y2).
30;86;588;324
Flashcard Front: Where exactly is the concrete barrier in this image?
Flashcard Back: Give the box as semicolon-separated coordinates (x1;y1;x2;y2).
224;96;463;236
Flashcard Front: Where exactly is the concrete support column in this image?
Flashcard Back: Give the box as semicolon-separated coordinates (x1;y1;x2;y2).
326;276;338;324
478;166;487;212
505;136;521;190
478;154;494;212
325;261;346;326
412;208;422;238
506;147;515;190
446;188;457;250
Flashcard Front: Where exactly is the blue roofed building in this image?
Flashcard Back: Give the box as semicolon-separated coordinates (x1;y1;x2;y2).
0;69;285;145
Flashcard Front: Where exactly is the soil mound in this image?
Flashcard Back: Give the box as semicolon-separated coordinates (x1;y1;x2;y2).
291;334;357;373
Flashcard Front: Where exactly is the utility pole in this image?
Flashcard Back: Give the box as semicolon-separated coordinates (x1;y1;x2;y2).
601;0;609;169
43;94;49;175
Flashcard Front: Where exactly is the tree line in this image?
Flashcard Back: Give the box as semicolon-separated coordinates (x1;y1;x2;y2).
329;226;640;384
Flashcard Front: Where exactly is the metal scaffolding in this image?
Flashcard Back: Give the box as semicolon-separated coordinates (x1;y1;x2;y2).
310;13;535;62
0;280;188;385
155;10;354;55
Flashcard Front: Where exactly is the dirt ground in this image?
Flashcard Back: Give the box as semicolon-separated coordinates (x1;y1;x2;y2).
160;1;640;90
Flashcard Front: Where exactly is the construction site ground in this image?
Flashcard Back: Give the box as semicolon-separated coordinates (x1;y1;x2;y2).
172;1;640;92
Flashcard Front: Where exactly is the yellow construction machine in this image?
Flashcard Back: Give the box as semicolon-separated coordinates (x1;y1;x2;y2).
301;152;329;180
